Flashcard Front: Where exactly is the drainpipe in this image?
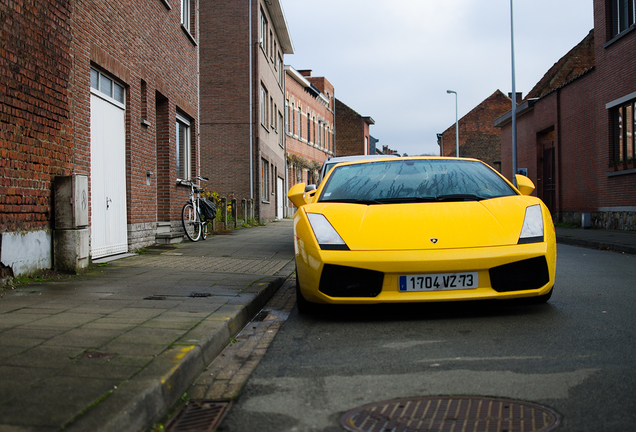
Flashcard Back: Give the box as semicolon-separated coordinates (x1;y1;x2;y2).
248;0;253;200
283;66;288;217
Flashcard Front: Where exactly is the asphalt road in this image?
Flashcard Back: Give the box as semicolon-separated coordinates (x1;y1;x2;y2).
218;244;636;432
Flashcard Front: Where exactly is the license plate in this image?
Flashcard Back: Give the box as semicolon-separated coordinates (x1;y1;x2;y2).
399;272;478;292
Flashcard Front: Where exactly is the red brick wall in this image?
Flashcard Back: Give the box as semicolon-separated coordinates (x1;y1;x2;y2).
199;0;288;222
199;0;251;201
285;69;335;193
2;0;200;248
0;0;73;232
500;0;635;227
74;0;200;228
441;90;511;170
335;99;365;156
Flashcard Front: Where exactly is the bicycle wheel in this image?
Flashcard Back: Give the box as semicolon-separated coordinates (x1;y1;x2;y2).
181;203;201;241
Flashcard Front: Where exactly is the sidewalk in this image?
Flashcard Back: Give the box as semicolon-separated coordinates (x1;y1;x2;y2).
0;219;295;432
556;226;636;255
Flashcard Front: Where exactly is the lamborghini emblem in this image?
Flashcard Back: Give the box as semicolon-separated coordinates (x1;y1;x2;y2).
430;238;439;244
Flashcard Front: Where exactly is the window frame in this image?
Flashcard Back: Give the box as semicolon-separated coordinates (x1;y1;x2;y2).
260;10;268;51
611;0;636;38
181;0;191;32
612;99;635;165
176;112;192;181
260;84;268;128
90;67;125;107
261;158;270;202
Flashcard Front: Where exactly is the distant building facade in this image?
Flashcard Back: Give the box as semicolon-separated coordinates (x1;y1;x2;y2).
335;99;375;156
285;67;335;189
440;90;512;171
199;0;293;222
1;0;200;276
496;0;635;230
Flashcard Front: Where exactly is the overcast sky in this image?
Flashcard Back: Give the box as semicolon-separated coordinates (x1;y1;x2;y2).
282;0;594;156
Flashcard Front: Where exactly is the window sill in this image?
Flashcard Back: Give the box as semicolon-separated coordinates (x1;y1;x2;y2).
604;24;635;48
181;25;197;46
159;0;171;10
607;167;636;177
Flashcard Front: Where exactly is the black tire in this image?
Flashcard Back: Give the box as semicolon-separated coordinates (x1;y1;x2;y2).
295;268;317;314
182;203;201;242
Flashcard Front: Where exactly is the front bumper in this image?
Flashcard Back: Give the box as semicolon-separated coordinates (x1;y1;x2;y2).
295;240;556;304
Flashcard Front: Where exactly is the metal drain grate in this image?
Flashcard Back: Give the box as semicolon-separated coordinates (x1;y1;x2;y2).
166;400;232;432
341;396;561;432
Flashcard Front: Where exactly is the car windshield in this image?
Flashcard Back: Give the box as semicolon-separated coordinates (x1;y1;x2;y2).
319;159;516;203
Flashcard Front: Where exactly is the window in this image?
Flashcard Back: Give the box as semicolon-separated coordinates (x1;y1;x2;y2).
278;111;284;147
611;0;635;37
297;107;302;139
278;54;283;84
612;99;635;164
261;158;270;202
181;0;191;32
260;10;268;50
270;98;275;128
260;84;268;127
90;67;125;105
285;100;290;134
307;114;311;143
176;112;191;180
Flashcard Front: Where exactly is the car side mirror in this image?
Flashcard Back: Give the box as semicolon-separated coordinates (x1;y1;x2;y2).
304;184;317;192
515;174;535;196
288;183;309;208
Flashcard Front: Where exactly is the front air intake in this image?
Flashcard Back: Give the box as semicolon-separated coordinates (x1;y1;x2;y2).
489;256;550;292
319;264;384;298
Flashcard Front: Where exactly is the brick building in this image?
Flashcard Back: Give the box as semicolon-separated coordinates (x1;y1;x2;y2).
496;0;635;230
199;0;293;222
335;99;375;156
1;0;200;276
439;90;513;171
285;67;335;190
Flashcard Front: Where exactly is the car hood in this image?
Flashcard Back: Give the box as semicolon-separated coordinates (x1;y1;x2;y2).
307;197;538;251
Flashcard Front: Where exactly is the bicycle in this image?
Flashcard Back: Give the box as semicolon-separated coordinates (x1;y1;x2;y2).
181;175;215;242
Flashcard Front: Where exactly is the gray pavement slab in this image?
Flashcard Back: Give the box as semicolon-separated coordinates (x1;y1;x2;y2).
0;219;295;432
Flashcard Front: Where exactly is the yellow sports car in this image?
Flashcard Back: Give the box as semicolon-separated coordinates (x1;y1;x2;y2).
288;157;556;313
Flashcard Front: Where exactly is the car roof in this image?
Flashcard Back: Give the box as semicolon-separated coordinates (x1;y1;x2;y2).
322;154;399;165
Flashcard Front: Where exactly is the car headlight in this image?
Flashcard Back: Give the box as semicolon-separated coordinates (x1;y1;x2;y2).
307;213;349;250
518;205;544;244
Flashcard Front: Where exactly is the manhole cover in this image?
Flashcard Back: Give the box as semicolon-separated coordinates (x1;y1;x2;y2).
341;396;561;432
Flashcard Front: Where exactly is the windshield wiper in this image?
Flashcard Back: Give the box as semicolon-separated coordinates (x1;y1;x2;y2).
374;196;438;203
435;194;484;202
322;198;383;205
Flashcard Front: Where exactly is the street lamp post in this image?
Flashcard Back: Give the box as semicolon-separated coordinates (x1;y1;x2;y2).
510;0;518;186
447;90;459;157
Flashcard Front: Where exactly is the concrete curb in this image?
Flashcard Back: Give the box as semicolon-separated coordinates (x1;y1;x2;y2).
556;235;636;255
65;275;287;432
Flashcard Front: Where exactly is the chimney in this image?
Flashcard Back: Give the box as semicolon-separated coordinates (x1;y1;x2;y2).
508;92;522;104
298;70;312;77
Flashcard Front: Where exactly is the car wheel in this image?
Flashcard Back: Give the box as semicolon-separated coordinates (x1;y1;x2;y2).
295;269;317;314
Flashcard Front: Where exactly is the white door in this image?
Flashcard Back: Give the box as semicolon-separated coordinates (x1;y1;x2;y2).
276;177;284;220
90;91;127;259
